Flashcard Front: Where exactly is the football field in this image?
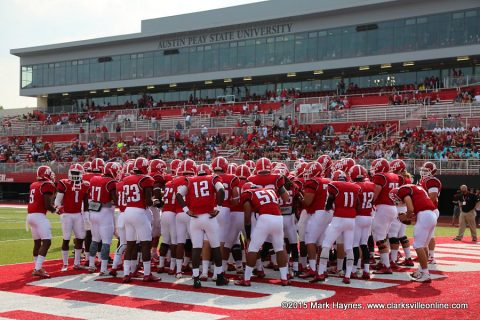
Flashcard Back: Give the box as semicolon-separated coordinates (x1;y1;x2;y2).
0;207;479;320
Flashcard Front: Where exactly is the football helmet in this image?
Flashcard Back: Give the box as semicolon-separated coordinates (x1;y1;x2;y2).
91;158;105;173
226;163;238;175
37;165;54;182
348;165;367;182
197;164;212;176
149;159;167;175
244;160;255;172
211;156;229;173
390;159;406;174
331;170;347;182
170;159;181;174
83;161;92;173
236;165;251;179
132;157;149;174
68;163;84;183
420;161;437;178
177;159;197;176
304;162;323;179
255;157;272;174
105;162;122;179
369;158;390;175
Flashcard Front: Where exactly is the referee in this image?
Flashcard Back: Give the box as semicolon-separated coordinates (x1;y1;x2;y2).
453;185;480;243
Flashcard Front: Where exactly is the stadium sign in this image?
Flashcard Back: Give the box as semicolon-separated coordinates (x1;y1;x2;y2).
158;23;293;49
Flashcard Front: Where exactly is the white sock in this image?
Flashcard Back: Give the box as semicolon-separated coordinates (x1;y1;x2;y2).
159;256;165;268
101;260;108;273
143;261;151;276
364;263;370;273
404;247;411;259
255;259;263;271
271;254;277;265
429;250;435;259
74;249;82;266
214;266;223;276
337;258;343;271
391;249;398;262
202;260;210;276
176;259;183;273
346;259;353;278
279;266;288;280
62;250;69;266
34;256;38;265
293;262;299;272
193;268;200;277
183;256;190;266
123;260;131;276
318;258;328;274
245;266;254;281
235;260;243;269
380;252;389;267
35;255;46;271
89;255;95;268
308;259;317;271
222;260;228;272
169;258;176;270
130;260;137;274
300;256;307;267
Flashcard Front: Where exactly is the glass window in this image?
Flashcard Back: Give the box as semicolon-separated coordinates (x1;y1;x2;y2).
465;9;479;44
54;62;66;86
104;56;120;81
189;46;204;73
255;38;266;66
171;48;189;74
326;28;341;59
120;55;130;80
143;52;154;78
265;37;275;65
237;40;255;68
450;11;465;46
204;44;219;72
294;33;307;63
21;66;32;88
32;64;43;88
275;35;294;65
394;18;416;52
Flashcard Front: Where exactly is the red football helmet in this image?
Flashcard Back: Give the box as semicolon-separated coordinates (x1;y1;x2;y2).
295;162;308;178
343;158;356;173
331;170;347;182
123;161;135;178
149;159;167;175
275;162;288;171
317;155;332;169
369;158;390;175
236;165;251;179
293;159;304;171
132;157;149;174
244;160;255;172
37;165;54;181
255;157;272;174
105;162;122;179
177;159;197;176
91;158;105;173
170;159;181;174
390;159;406;174
389;188;402;205
211;156;229;173
226;163;238;175
241;181;257;193
349;165;367;182
332;160;345;172
304;162;323;179
83;161;92;173
273;168;288;176
420;161;437;178
68;163;84;183
197;164;212;176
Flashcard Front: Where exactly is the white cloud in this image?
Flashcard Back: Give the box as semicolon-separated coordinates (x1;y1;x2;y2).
0;0;265;109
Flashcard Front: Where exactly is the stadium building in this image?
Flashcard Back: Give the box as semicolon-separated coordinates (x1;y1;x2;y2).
10;0;480;113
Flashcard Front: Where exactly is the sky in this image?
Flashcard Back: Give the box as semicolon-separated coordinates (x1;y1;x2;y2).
0;0;265;109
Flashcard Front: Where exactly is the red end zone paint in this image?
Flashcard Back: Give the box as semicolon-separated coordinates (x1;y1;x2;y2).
0;310;83;320
0;237;478;320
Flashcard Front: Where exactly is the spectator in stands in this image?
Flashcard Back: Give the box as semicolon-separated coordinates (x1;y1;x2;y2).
185;114;191;129
115;123;121;133
176;121;183;130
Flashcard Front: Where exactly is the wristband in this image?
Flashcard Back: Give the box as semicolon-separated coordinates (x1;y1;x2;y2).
183;206;190;214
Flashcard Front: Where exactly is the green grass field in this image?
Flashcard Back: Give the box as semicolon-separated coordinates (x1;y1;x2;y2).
0;207;459;265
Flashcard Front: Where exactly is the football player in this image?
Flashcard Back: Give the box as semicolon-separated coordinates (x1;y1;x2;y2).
390;185;438;283
311;170;361;284
419;161;442;264
122;157;160;283
27;166;57;278
88;159;120;275
235;183;290;286
175;163;229;288
149;159;167;261
55;164;89;271
370;158;399;274
81;161;97;262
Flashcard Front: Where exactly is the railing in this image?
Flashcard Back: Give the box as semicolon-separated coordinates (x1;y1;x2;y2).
1;159;479;176
443;74;480;89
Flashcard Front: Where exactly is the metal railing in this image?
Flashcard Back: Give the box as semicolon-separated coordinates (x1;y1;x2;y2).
1;159;479;176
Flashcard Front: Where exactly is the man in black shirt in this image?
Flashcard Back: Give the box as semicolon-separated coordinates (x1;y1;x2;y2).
454;185;480;242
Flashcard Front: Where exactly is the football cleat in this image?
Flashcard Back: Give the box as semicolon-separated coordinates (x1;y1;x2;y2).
88;266;97;274
143;274;161;282
299;268;316;279
227;264;236;272
373;265;393;274
362;271;371;280
255;270;266;278
234;279;251;287
342;277;351;284
199;274;208;281
182;265;192;273
168;268;176;276
32;269;50;278
410;269;422;279
428;258;437;265
73;264;84;270
109;269;118;277
193;276;202;288
410;272;431;283
309;272;327;283
390;261;399;270
61;265;68;272
156;267;166;274
98;271;109;277
122;273;133;283
216;273;229;286
236;267;244;275
336;270;345;277
175;272;183;279
399;258;414;267
281;279;291;286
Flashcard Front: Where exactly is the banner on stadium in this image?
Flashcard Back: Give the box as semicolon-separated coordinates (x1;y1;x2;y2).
299;103;326;113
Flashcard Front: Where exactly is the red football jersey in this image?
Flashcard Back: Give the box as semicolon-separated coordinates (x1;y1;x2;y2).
151;173;166;191
172;176;189;213
116;180;126;213
185;175;223;215
293;177;305;192
122;174;155;209
57;179;89;213
230;178;248;212
279;185;298;215
241;187;281;216
247;174;285;195
303;177;330;214
82;172;100;183
28;181;56;214
162;179;176;212
372;172;400;205
163;173;174;183
217;173;240;210
419;177;442;208
355;181;375;216
397;184;436;215
328;181;362;218
89;175;117;204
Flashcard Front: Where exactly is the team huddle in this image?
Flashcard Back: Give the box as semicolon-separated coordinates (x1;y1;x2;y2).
26;155;442;287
